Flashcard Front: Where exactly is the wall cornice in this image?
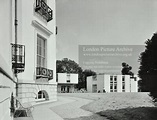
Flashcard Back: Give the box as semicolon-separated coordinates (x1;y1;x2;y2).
32;20;53;36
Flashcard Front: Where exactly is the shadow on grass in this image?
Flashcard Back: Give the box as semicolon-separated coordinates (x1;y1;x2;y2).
97;107;157;120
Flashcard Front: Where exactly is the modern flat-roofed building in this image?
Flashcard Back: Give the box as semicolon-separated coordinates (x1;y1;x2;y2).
57;73;78;93
87;74;139;93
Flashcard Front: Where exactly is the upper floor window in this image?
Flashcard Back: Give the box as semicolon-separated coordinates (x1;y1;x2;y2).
66;74;70;82
122;76;125;82
110;76;113;83
114;76;117;81
37;35;46;67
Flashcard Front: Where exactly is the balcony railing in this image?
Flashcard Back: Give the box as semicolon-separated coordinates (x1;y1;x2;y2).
35;0;53;22
36;67;53;80
11;43;25;74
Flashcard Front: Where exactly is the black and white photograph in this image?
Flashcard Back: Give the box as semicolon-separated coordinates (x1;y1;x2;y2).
0;0;157;120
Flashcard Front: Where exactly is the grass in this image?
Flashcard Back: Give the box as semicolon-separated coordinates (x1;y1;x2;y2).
59;93;156;120
97;107;157;120
65;107;157;120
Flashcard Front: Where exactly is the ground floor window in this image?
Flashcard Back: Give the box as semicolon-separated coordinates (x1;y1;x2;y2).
37;90;49;100
110;76;117;92
122;76;125;92
38;91;45;99
92;84;97;93
61;86;71;93
61;86;66;92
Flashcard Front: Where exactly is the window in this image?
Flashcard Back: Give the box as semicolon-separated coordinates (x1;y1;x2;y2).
92;84;97;93
110;76;113;92
61;86;66;93
114;77;117;83
114;85;117;92
114;76;117;81
110;84;113;89
110;76;113;81
56;74;58;82
122;84;125;89
37;90;49;100
122;76;125;92
66;74;70;82
122;76;125;82
37;35;46;67
110;76;113;84
110;76;117;92
38;91;45;99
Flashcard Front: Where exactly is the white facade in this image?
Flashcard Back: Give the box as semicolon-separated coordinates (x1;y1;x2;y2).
57;73;78;93
0;0;57;106
87;74;139;93
17;0;57;103
0;1;16;119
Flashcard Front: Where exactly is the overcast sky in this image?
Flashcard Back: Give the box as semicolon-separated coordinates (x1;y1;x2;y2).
56;0;157;63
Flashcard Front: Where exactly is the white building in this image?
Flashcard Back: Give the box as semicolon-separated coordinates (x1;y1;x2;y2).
57;73;78;93
0;0;57;109
87;74;139;93
17;0;57;103
0;1;16;119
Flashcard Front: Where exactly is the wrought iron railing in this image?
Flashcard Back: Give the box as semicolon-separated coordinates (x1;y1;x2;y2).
11;43;25;74
36;67;53;80
35;0;53;22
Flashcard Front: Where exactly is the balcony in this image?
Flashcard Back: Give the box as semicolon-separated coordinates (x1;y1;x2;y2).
36;67;53;80
11;44;25;74
35;0;53;22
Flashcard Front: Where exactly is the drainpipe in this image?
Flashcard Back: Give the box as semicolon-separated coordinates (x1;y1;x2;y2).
15;0;18;108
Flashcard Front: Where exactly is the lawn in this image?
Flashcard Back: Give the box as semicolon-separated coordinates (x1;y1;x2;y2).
98;107;157;120
59;92;156;120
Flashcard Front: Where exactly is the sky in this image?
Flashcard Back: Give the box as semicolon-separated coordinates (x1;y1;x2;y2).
56;0;157;63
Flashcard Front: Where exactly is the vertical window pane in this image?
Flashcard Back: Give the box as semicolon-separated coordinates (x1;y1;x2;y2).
44;48;46;57
37;46;39;54
39;46;42;55
110;84;113;89
37;35;46;67
114;76;117;81
122;76;125;82
114;85;117;89
42;58;44;67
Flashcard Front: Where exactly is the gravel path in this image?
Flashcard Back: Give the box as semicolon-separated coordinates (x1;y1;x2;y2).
50;96;95;119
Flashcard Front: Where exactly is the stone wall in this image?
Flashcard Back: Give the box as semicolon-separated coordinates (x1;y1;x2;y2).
18;83;57;104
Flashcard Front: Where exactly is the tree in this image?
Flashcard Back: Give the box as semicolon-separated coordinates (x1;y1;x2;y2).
138;33;157;101
56;58;82;73
121;62;134;76
56;58;96;89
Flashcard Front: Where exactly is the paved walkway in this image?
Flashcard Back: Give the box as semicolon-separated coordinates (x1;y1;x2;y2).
31;96;93;120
